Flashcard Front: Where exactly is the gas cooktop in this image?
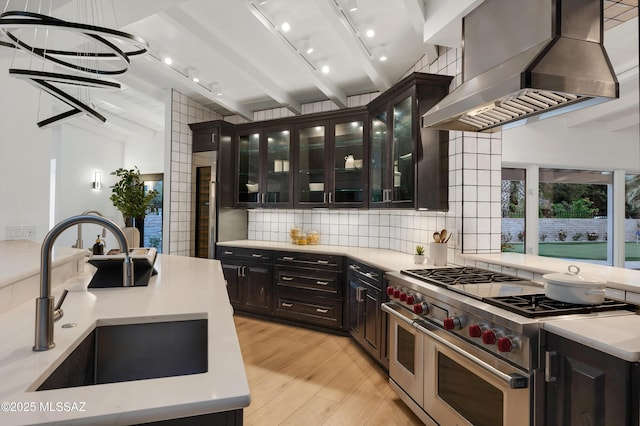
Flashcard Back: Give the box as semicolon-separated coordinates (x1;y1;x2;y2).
400;267;636;318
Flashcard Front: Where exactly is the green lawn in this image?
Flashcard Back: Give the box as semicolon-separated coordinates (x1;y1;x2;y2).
503;242;640;261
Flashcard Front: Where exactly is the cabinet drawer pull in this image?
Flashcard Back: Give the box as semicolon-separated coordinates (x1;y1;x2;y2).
252;253;262;258
282;256;295;261
224;251;233;255
349;264;360;270
316;308;329;314
316;281;329;286
282;276;294;281
316;260;329;264
282;302;293;308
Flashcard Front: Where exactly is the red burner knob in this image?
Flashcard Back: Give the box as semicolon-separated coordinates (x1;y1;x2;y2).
413;302;429;315
406;295;415;305
399;292;407;301
393;289;401;299
386;286;395;296
482;330;497;345
443;317;462;330
468;324;482;338
497;337;518;353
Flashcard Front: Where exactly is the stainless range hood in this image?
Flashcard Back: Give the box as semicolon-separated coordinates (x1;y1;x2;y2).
422;0;619;132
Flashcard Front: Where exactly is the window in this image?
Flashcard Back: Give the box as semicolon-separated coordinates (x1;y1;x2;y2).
501;168;525;253
625;174;640;269
538;169;612;265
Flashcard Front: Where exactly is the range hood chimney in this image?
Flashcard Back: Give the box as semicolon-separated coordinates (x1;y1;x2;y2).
422;0;619;132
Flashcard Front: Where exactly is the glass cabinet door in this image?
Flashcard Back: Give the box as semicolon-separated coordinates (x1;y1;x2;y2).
392;96;413;203
297;125;326;204
265;129;291;205
333;120;364;205
370;112;387;204
238;132;261;204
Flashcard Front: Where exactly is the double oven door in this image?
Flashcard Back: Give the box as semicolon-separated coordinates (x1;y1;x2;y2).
384;302;532;426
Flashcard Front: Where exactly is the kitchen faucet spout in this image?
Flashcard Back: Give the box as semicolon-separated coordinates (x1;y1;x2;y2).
72;210;106;249
34;215;132;352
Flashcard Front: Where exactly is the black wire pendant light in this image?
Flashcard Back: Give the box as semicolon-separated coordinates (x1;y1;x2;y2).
0;2;148;128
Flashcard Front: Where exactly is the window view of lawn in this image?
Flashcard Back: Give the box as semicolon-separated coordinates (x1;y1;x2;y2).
503;242;640;261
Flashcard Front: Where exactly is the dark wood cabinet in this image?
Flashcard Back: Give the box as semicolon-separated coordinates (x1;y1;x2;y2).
347;259;387;369
216;247;272;315
273;251;344;330
543;331;639;426
293;109;368;208
236;125;293;208
190;120;235;153
367;73;452;210
189;72;451;210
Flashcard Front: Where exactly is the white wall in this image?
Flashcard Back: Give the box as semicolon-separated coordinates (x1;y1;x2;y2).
0;57;52;241
502;118;640;172
0;56;164;247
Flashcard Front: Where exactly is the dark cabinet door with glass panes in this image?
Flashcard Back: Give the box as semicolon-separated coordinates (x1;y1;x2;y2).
368;73;452;210
295;112;367;208
237;127;292;208
369;94;414;208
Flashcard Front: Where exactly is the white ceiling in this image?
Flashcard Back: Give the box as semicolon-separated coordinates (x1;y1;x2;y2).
0;0;638;138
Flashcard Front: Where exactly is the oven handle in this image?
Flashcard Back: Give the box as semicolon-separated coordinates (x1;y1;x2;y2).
413;322;529;390
381;303;415;327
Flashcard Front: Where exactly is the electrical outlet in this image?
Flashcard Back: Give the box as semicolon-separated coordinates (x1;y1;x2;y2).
6;225;23;240
23;226;37;240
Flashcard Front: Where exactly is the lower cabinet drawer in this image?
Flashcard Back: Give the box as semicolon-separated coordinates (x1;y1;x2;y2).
273;294;343;329
275;267;339;294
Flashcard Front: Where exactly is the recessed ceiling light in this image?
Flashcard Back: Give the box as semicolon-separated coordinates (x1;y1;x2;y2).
321;64;330;74
163;57;173;65
281;22;291;32
258;1;267;4
192;77;200;83
346;0;358;12
366;29;375;38
378;46;388;62
303;40;314;55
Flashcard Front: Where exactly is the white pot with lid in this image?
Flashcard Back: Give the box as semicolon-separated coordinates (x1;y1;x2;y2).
542;265;606;305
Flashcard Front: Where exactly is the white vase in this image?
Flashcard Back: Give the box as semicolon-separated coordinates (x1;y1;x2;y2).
413;254;425;264
123;226;140;248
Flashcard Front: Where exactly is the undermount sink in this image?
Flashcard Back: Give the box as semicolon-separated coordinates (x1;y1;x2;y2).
35;318;208;391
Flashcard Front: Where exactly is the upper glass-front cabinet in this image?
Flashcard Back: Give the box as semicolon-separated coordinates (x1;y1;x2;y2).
367;73;453;209
295;112;367;208
392;96;413;204
237;127;292;207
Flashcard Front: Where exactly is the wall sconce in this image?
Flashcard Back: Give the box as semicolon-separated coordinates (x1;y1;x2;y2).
92;171;102;190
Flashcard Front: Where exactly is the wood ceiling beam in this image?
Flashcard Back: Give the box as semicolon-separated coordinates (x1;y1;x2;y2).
92;91;164;132
142;52;255;121
159;9;302;116
314;0;391;92
246;1;348;108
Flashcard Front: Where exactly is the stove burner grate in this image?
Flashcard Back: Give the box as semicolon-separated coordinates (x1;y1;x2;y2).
486;293;636;318
401;267;523;286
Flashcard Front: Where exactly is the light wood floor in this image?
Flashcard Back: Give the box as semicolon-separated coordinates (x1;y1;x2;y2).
234;315;423;426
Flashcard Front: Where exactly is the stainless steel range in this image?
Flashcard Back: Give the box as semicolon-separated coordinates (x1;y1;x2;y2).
382;266;635;426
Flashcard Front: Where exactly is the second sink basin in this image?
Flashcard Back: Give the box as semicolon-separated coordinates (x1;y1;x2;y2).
36;318;208;391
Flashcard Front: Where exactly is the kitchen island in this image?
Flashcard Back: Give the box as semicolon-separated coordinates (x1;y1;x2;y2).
0;254;250;426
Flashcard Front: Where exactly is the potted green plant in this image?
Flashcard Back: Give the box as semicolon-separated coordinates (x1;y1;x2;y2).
414;245;425;264
109;167;158;246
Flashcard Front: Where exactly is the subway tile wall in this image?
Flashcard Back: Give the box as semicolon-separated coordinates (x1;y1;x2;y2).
169;91;222;256
170;47;503;260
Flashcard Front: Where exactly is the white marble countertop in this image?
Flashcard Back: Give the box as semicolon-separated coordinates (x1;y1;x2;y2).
462;252;640;293
0;254;250;425
0;241;85;289
543;315;640;362
217;240;427;272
